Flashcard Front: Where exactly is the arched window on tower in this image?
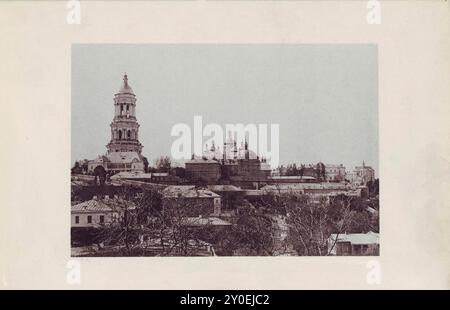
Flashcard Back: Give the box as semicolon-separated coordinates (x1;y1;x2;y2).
127;130;131;139
118;130;122;140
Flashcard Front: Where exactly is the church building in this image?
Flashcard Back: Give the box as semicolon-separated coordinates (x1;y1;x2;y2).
88;74;145;174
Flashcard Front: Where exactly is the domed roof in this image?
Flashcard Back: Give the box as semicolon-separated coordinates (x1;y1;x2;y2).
118;74;134;95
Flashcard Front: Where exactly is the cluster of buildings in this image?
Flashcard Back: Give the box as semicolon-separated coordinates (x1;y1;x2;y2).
185;140;271;189
273;162;375;186
72;74;379;256
80;74;375;189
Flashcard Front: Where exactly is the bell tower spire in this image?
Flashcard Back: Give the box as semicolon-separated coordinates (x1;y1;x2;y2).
123;73;129;87
106;74;143;154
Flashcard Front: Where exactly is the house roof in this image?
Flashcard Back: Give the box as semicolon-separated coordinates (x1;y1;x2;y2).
262;182;350;191
186;158;220;164
106;151;141;164
207;185;242;192
181;217;232;226
260;162;272;170
71;198;136;213
152;173;169;177
110;171;152;180
270;176;316;180
329;231;379;245
325;164;345;168
162;185;220;198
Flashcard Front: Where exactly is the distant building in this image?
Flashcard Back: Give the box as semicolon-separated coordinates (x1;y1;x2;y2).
151;172;180;184
348;161;375;185
185;139;270;188
269;175;317;183
207;185;245;213
71;196;136;228
272;163;325;182
328;231;379;256
261;182;360;201
87;75;145;175
88;152;144;174
185;158;222;184
325;164;346;182
162;185;222;216
110;171;153;182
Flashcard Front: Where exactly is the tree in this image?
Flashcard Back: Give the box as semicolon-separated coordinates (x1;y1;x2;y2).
281;194;355;256
142;156;149;173
316;162;326;182
71;161;82;175
93;165;107;186
94;186;141;256
81;160;89;174
155;156;171;173
154;197;216;256
94;186;218;256
218;202;277;256
299;164;305;179
367;179;379;197
173;166;186;179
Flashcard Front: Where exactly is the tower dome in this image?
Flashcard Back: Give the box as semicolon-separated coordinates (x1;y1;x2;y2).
118;74;134;95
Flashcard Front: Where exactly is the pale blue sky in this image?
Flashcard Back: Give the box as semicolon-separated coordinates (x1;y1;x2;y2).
72;44;378;174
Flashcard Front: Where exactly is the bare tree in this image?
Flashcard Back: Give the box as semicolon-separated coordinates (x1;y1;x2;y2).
280;194;355;256
157;197;216;256
155;156;172;173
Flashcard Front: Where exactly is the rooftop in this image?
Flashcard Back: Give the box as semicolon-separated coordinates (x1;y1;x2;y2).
162;185;220;198
329;231;379;245
106;151;141;164
71;197;136;213
271;175;316;180
262;183;350;191
186;158;220;164
207;185;242;192
181;217;232;227
110;171;152;180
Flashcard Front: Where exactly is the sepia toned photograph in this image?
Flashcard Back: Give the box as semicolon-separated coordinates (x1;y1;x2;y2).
71;44;379;257
1;0;449;294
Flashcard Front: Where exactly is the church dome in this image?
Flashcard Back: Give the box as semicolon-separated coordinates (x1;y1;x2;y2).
118;74;134;95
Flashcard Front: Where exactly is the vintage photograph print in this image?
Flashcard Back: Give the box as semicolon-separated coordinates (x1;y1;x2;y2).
71;44;379;257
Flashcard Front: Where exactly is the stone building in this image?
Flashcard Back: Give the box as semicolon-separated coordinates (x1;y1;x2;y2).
162;185;222;217
71;196;136;228
325;164;346;182
88;74;145;174
328;231;379;256
348;161;375;185
185;139;270;188
185;158;222;184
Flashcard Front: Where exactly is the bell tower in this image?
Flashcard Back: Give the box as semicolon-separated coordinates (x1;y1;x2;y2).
106;74;143;154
